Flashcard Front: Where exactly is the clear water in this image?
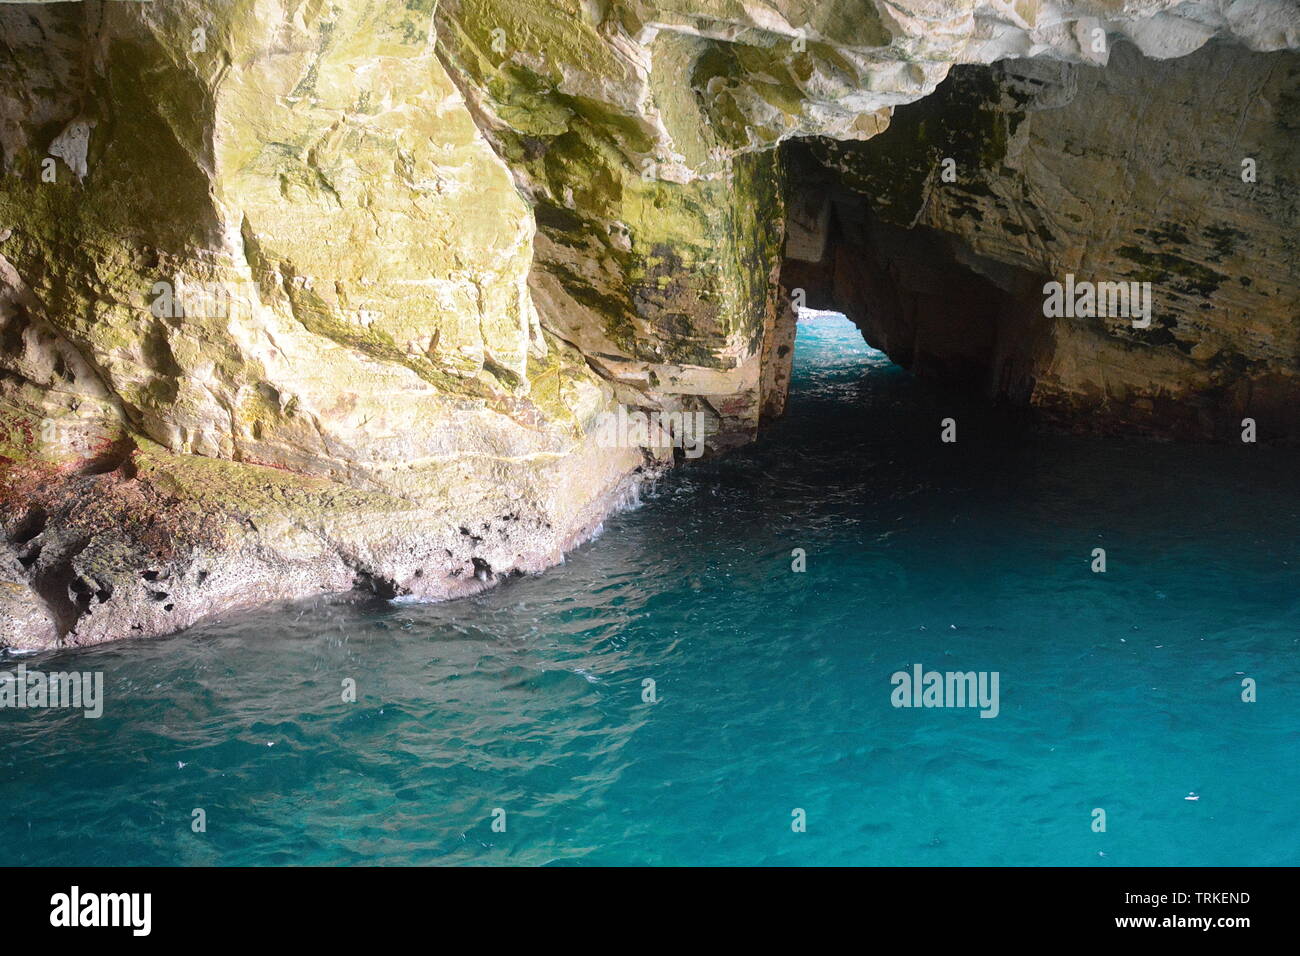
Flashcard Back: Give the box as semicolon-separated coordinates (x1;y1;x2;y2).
2;316;1297;866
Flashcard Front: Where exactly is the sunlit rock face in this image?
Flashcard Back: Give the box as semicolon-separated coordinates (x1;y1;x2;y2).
1;0;1297;646
0;0;651;648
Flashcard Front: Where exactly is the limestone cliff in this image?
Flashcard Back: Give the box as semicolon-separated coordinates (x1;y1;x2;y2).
1;0;1296;647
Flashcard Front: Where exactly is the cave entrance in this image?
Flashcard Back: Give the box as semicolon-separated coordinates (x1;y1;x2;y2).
781;307;905;428
777;139;1052;411
793;308;888;379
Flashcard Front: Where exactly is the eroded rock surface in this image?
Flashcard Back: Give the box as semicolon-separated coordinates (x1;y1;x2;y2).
1;0;1297;646
784;40;1299;439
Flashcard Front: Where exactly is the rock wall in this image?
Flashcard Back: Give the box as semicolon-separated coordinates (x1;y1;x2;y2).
783;39;1300;440
1;0;1297;647
0;0;655;648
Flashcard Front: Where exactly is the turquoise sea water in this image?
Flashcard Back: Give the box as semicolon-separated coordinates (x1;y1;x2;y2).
2;316;1297;866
